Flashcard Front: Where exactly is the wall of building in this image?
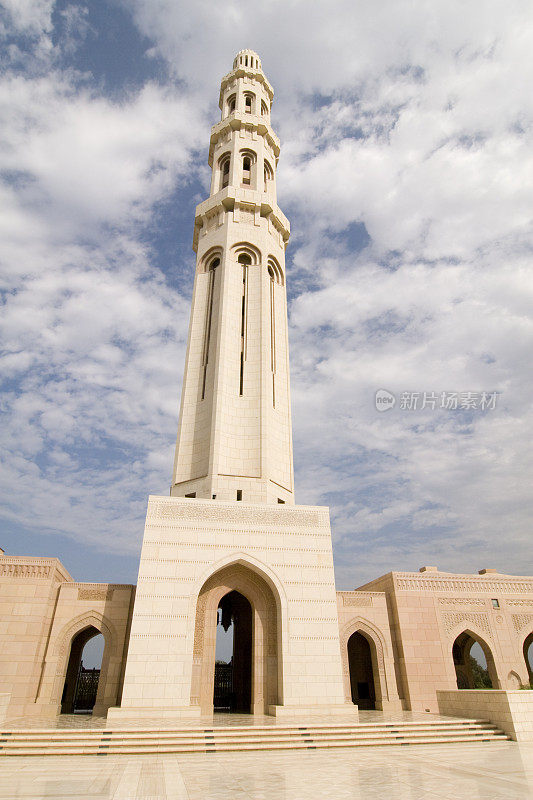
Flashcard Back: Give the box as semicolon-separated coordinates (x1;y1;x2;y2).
2;549;533;720
0;556;73;720
336;590;402;710
358;568;533;712
438;689;533;741
0;555;134;721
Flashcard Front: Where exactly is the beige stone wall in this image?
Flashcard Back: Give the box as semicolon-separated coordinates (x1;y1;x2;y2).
358;569;533;712
0;693;10;723
336;591;401;710
0;554;134;721
0;556;73;719
438;689;533;741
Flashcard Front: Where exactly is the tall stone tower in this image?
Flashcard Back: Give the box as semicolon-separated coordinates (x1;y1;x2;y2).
110;51;355;721
171;49;293;505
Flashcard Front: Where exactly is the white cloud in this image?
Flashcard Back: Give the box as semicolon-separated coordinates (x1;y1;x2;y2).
0;9;204;558
1;0;54;36
1;0;532;586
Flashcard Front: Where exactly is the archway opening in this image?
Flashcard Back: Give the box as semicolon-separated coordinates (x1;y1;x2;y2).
61;626;104;714
347;631;376;709
452;631;497;689
191;562;280;715
524;633;533;685
214;590;252;713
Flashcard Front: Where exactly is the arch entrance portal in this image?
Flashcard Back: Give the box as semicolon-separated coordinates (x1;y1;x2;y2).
214;591;252;712
61;626;103;714
347;631;376;709
191;563;279;715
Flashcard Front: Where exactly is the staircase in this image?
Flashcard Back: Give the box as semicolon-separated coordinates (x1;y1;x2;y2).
0;718;509;756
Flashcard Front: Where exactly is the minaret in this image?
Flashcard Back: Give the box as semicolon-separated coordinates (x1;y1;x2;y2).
170;49;293;505
111;52;355;722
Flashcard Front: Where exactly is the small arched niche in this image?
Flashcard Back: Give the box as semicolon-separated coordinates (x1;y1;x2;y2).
240;149;257;189
226;94;236;116
264;159;274;193
200;247;223;273
218;153;231;190
243;92;255;115
267;255;284;285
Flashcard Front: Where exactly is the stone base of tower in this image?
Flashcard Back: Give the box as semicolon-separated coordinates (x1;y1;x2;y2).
114;496;356;719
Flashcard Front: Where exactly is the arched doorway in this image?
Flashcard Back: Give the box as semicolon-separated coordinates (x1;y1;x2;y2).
452;630;499;689
214;590;252;712
191;562;280;715
523;632;533;685
61;626;104;713
347;631;376;709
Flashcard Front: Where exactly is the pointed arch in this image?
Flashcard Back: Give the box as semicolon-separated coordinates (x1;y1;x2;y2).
53;611;116;661
451;628;500;689
339;617;389;707
51;611;118;715
239;148;257;163
191;552;287;613
523;630;533;684
189;558;283;714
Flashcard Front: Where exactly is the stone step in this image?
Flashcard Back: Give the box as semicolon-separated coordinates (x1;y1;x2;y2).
0;719;497;739
0;735;510;756
0;722;500;743
0;720;509;755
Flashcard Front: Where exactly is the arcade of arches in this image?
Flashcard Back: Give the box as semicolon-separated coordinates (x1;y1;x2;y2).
2;556;533;721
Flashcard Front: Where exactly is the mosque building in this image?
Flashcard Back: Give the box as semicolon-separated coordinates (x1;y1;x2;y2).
1;51;532;736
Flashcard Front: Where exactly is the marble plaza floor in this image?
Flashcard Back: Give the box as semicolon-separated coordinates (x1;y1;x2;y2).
2;740;533;799
2;711;533;798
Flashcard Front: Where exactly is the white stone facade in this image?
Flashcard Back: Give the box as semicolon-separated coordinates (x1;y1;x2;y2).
110;496;354;719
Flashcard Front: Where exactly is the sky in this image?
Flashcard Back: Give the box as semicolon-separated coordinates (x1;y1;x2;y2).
1;0;532;593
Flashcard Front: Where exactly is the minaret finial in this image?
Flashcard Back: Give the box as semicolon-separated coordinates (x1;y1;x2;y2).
232;49;263;72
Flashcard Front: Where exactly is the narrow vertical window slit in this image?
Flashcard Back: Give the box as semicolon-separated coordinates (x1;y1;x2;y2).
269;269;276;407
239;261;248;396
201;261;218;399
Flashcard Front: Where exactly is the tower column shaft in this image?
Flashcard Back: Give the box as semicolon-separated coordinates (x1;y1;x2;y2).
170;52;293;505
